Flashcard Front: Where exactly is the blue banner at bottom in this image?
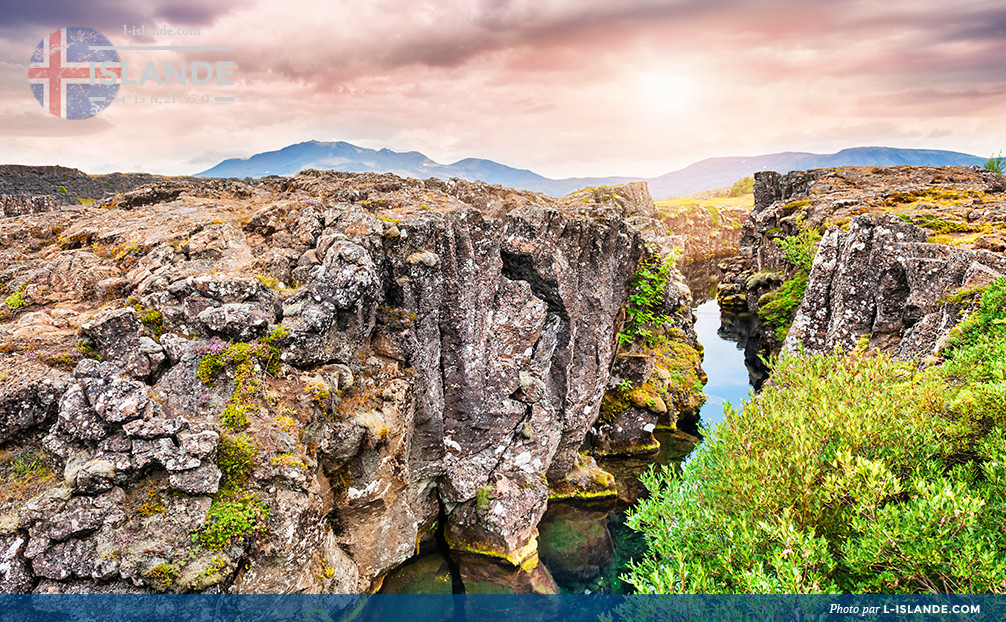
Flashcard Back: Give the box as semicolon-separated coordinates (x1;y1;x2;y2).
0;594;996;622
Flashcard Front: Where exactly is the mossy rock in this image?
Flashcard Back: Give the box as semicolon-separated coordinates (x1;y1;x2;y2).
379;552;453;594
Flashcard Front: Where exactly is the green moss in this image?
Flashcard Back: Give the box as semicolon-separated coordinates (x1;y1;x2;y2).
475;486;494;517
547;487;619;501
445;533;539;568
589;441;661;457
758;272;809;342
140;309;163;336
145;563;178;590
255;275;280;290
197;339;279;430
939;284;988;305
5;287;26;311
782;199;811;211
599;392;630;424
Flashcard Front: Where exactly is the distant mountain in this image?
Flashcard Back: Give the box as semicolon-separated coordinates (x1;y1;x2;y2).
645;147;987;198
197;140;551;188
196;143;987;199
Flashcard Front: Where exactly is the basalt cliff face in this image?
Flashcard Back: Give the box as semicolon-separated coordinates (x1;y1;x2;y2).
0;170;701;594
719;165;1006;359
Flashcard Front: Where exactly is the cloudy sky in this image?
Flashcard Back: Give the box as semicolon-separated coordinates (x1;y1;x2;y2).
1;0;1005;178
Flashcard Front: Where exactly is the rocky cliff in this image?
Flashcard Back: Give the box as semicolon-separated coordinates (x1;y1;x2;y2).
0;170;702;594
719;165;1006;358
0;165;206;207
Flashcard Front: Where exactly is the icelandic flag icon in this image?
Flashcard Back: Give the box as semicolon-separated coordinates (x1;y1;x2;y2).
28;27;121;120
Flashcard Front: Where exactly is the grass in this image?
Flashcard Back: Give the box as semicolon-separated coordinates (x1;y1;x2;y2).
0;448;55;509
655;195;753;220
625;277;1006;594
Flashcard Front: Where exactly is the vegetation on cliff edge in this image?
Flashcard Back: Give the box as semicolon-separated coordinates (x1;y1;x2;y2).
626;277;1006;594
758;224;821;342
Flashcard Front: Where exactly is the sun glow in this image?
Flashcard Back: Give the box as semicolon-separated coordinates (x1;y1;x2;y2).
633;71;698;115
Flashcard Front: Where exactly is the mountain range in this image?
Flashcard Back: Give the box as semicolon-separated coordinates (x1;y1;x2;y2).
196;141;987;198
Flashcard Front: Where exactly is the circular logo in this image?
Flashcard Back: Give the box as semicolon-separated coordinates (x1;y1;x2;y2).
28;27;121;120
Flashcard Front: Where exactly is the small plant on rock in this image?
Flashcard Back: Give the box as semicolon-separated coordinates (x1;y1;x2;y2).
195;493;269;551
619;251;678;346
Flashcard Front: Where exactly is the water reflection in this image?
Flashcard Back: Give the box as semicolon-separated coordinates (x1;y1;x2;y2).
689;300;769;433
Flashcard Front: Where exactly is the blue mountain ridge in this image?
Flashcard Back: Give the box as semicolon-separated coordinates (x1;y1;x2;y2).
196;142;987;199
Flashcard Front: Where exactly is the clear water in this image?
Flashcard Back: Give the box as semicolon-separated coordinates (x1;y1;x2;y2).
691;299;759;434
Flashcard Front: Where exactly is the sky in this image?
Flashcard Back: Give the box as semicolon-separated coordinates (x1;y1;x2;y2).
1;0;1005;178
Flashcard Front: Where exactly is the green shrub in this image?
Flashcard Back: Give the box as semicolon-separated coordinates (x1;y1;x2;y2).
985;152;1005;174
775;226;821;272
728;176;754;197
625;278;1006;594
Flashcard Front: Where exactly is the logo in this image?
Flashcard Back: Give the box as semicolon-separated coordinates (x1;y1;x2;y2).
28;27;121;120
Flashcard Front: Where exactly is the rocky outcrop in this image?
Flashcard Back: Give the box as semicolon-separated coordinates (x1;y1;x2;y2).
785;213;1006;359
0;171;701;594
0;165;223;207
719;164;1006;358
565;187;708;461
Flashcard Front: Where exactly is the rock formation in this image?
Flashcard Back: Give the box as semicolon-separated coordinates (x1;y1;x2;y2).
0;170;703;594
719;164;1006;358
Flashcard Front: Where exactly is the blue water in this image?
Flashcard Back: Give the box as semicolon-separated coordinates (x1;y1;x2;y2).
692;299;758;435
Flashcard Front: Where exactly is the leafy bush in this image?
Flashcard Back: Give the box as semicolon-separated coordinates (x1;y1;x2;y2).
985;152;1005;174
625;278;1006;594
619;252;678;346
728;176;754;197
775;226;821;272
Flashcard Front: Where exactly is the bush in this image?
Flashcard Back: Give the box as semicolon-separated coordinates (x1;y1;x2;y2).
625;278;1006;594
775;226;821;272
728;176;754;197
985;153;1005;174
